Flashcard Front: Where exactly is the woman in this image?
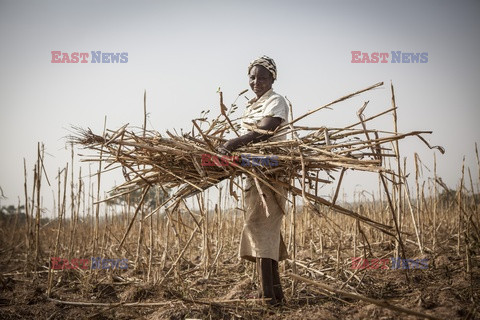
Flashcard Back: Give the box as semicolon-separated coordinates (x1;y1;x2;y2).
220;56;289;306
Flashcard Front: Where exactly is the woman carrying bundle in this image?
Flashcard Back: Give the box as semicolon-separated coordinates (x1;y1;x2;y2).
219;56;289;306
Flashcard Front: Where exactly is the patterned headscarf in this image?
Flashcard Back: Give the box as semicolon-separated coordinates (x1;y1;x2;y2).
248;55;277;80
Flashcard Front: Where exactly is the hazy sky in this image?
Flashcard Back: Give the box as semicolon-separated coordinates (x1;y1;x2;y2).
1;0;479;212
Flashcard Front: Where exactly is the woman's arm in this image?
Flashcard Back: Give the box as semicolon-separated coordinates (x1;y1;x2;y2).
220;116;282;153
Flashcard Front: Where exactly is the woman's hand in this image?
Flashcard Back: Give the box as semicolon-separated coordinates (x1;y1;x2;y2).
217;144;232;156
219;116;283;156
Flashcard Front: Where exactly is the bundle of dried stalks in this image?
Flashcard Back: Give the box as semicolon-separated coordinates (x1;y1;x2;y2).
70;82;442;236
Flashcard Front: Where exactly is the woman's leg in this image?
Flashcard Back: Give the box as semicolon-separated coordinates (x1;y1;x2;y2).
257;258;277;305
272;260;285;304
255;258;262;298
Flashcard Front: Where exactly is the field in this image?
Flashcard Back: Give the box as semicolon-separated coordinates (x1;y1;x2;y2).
0;164;479;319
1;83;479;320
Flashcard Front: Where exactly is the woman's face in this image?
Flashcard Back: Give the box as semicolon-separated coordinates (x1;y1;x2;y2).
249;65;274;98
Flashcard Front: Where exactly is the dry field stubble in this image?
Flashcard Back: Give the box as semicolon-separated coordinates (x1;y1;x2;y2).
1;83;479;319
0;176;478;320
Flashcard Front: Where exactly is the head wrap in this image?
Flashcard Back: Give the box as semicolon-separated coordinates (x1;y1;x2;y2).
248;55;277;80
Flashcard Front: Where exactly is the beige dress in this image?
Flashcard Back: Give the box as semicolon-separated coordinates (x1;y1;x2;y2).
238;89;289;262
240;177;289;262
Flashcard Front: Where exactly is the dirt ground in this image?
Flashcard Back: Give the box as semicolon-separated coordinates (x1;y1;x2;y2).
0;234;478;320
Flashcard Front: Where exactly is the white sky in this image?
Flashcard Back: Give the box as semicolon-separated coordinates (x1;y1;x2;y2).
1;0;479;212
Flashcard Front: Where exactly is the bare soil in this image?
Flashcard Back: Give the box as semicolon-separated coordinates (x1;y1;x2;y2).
0;235;478;320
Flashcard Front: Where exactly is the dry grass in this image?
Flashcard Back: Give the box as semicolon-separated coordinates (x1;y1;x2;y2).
0;83;478;319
